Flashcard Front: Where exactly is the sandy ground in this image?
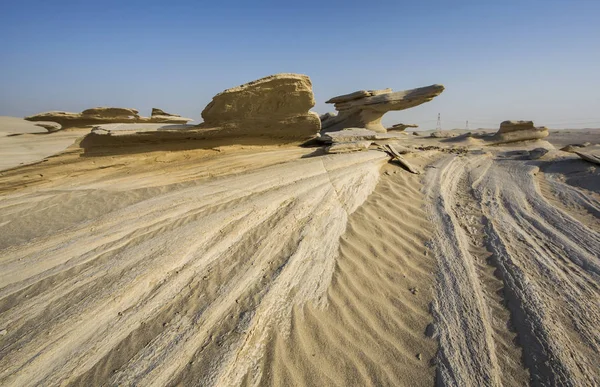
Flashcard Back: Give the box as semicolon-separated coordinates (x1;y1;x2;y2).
0;118;599;386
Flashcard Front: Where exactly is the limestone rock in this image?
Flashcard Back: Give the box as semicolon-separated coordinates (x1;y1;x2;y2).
326;141;372;154
321;84;444;134
490;120;549;144
34;122;62;132
200;73;320;140
388;123;418;131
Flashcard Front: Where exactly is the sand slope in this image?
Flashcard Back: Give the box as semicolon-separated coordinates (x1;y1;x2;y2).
1;130;599;386
425;153;600;386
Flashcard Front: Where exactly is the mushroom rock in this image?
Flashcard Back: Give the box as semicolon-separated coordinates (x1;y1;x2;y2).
490;120;549;145
388;123;418;132
200;73;321;140
321;84;445;134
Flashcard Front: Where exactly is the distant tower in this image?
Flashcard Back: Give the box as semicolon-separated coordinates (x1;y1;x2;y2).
465;120;469;130
436;113;442;132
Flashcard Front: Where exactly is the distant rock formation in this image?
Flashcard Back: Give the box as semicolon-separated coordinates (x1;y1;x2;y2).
490;120;549;144
388;123;418;131
25;107;192;129
200;73;320;140
146;108;193;124
321;84;444;134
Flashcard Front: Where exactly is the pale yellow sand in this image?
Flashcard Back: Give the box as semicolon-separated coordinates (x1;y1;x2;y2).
0;128;599;386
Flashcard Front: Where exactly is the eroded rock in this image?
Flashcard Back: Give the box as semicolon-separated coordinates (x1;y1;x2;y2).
34;122;62;133
326;141;372;154
388;123;418;132
26;107;192;128
321;84;444;134
490;120;549;145
200;73;320;140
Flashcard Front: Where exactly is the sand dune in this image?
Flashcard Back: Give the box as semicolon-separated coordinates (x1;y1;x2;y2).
1;126;599;386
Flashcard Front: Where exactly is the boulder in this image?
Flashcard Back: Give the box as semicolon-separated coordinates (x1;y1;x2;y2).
321;84;444;134
388;123;418;131
200;73;320;140
490;120;549;144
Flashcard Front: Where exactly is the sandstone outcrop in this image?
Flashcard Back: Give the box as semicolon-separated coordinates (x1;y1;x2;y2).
489;120;549;145
200;73;320;140
388;123;418;131
321;84;444;134
25;107;192;129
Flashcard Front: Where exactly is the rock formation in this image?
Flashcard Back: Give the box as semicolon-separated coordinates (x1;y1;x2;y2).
574;145;600;165
25;107;192;129
490;120;549;144
146;108;193;124
388;123;418;131
527;147;550;160
200;73;320;140
33;122;62;132
321;84;444;134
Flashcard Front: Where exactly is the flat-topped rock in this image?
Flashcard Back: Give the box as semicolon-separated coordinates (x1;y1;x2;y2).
200;73;320;140
25;107;192;129
321;84;444;134
81;107;140;118
490;120;549;145
320;128;381;143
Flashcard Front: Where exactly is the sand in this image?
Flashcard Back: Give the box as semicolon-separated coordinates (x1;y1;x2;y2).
0;117;599;386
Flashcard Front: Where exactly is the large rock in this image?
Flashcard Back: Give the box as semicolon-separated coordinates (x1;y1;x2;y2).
321;84;444;134
490;120;549;144
25;107;192;129
200;73;320;140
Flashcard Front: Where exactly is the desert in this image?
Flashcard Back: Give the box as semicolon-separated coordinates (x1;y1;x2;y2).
1;2;599;386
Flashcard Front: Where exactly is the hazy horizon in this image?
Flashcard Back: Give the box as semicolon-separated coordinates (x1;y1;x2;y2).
1;0;599;129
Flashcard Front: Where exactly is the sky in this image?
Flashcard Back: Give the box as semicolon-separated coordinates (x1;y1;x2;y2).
1;0;599;129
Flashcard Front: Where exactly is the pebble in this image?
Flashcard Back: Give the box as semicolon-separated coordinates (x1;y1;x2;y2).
0;329;7;336
417;353;422;360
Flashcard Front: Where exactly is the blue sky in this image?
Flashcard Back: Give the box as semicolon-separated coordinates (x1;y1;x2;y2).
1;0;599;129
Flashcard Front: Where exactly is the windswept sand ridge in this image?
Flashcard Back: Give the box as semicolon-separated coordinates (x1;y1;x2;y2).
259;163;438;386
425;153;600;386
0;148;387;386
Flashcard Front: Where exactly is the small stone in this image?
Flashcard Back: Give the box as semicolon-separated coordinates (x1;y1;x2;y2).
0;329;7;336
417;353;422;360
410;287;419;295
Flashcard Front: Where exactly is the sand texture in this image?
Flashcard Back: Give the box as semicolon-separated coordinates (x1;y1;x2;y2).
0;122;599;386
